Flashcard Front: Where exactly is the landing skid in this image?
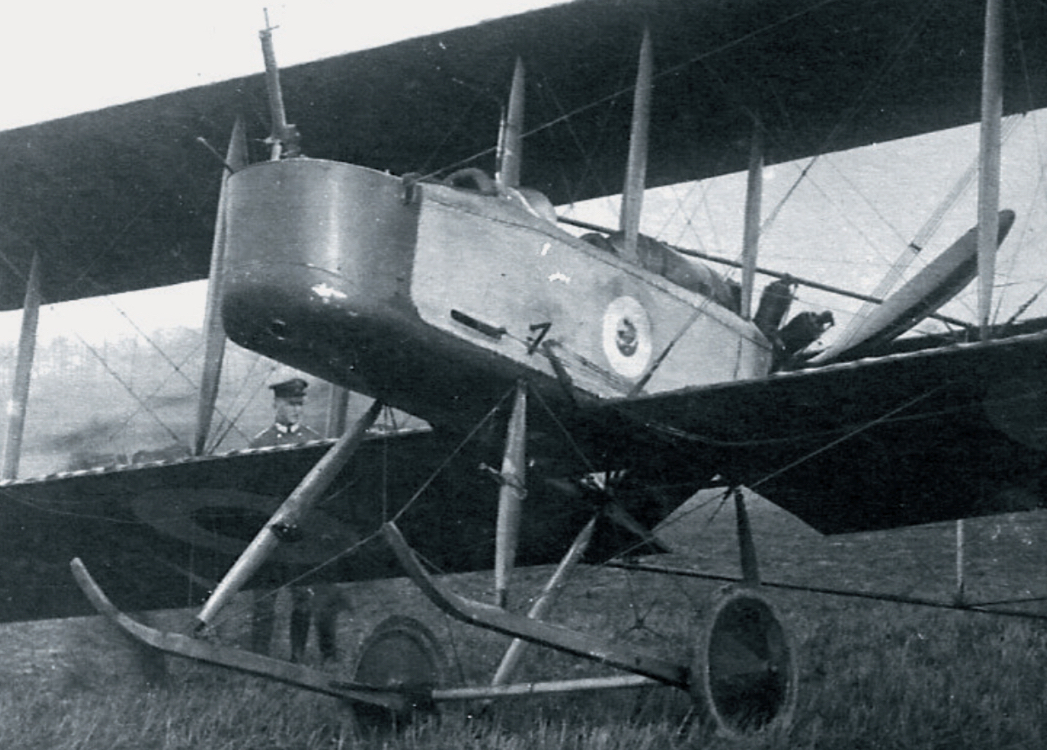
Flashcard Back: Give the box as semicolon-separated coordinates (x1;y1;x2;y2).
70;558;406;711
382;521;688;686
72;533;797;737
71;556;654;713
70;380;798;737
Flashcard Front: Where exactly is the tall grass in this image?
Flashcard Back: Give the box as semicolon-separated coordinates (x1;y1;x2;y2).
7;503;1047;748
4;586;1046;749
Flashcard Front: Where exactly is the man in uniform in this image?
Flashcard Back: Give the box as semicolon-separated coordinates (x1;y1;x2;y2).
249;378;344;663
249;378;323;448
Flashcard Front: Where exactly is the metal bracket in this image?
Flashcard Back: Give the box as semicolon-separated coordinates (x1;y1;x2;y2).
270;522;304;543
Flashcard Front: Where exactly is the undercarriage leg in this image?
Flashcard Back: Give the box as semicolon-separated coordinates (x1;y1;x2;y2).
194;400;382;633
494;381;528;608
491;516;597;686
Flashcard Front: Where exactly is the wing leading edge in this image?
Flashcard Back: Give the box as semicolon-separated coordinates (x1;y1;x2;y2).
598;330;1047;534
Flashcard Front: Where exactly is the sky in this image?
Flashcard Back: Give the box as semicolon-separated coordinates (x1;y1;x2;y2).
0;1;562;130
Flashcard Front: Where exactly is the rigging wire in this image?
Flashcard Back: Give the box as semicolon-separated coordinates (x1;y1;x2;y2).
419;81;497;177
423;0;848;182
831;115;1024;351
538;70;624;208
208;356;282;452
72;334;183;446
110;339;205;441
20;0;1047;649
759;0;943;238
651;180;714;252
219;391;517;632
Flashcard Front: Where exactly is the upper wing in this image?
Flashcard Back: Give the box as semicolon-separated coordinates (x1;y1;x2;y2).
598;328;1047;534
2;0;1045;308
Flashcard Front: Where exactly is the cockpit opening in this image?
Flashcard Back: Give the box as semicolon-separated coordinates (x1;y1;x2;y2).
582;231;741;313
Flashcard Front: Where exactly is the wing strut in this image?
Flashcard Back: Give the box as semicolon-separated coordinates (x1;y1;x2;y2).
496;58;525;192
194;399;382;633
0;251;41;479
977;0;1004;338
194;118;247;456
734;490;761;585
740;119;764;321
325;384;350;438
619;28;652;264
964;0;1005;605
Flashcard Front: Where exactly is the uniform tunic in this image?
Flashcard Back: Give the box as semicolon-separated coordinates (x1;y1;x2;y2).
249;422;324;448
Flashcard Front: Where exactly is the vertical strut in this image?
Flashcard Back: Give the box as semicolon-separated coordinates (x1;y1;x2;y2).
619;28;652;264
977;0;1003;339
492;516;596;687
734;489;761;585
1;252;41;480
325;385;350;438
494;381;528;608
955;519;966;604
966;0;1003;606
496;58;525;192
194;118;247;456
740;118;764;321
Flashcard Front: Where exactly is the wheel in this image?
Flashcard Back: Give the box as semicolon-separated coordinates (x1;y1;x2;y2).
691;586;797;737
351;615;446;732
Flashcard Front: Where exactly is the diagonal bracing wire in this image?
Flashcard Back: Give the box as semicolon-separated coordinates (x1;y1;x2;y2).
831;114;1024;352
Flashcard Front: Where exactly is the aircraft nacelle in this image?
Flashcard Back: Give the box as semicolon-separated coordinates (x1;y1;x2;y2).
221;157;773;425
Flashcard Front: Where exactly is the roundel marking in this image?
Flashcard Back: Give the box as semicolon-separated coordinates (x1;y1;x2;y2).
602;296;653;378
132;489;360;565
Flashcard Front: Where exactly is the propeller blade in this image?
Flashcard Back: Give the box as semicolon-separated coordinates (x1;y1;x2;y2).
810;209;1015;364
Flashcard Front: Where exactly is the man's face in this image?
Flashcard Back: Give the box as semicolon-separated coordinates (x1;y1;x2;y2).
274;397;304;426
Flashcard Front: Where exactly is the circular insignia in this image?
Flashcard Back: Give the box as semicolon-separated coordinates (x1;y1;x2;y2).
133;489;360;565
602;296;652;378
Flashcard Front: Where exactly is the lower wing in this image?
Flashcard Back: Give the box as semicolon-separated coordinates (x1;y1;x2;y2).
599;329;1047;534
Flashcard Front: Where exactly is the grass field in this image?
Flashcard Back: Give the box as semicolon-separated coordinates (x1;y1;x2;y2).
4;495;1047;749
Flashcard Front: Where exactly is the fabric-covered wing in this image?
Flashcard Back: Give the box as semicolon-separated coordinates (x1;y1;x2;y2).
599;331;1047;534
0;428;598;622
1;0;1046;308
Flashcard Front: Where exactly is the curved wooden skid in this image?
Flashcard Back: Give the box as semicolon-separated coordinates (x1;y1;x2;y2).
70;558;404;711
73;553;673;709
381;522;690;688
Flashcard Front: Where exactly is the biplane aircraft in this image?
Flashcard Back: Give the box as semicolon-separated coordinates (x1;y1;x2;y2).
2;0;1047;737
